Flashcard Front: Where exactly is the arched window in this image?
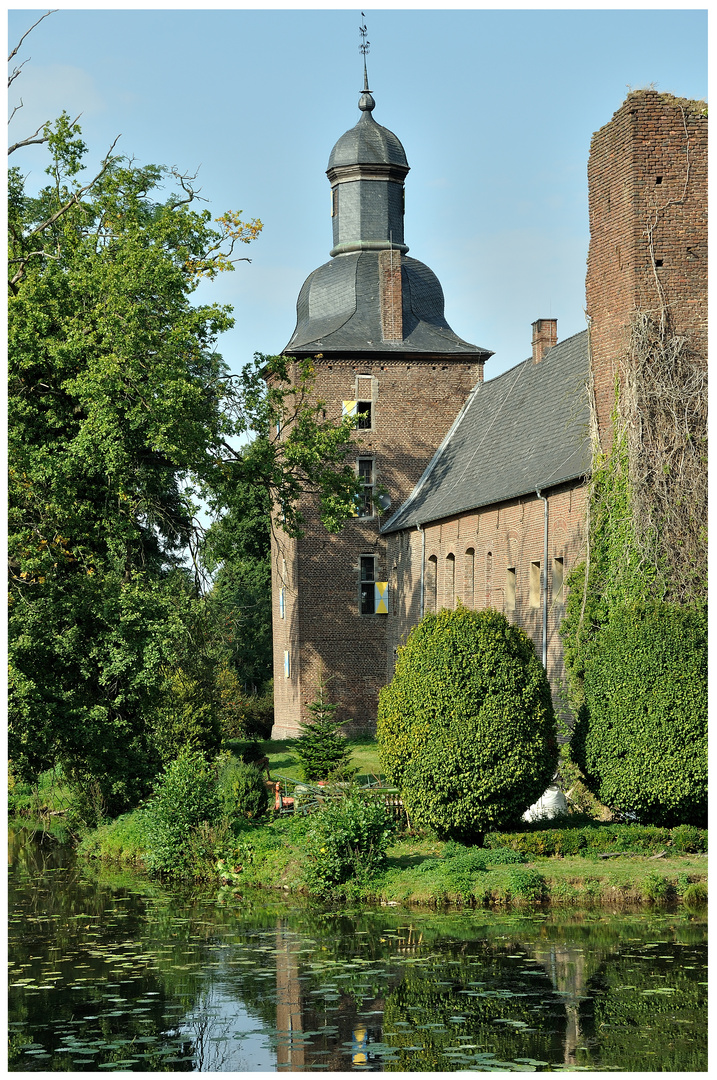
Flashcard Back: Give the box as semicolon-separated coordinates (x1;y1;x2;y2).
486;551;493;607
446;553;456;608
464;548;475;607
426;555;438;613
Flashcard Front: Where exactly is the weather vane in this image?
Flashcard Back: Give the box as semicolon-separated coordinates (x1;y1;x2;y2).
359;12;370;91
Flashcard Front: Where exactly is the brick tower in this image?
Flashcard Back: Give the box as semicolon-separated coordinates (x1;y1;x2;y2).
585;90;707;448
271;80;491;736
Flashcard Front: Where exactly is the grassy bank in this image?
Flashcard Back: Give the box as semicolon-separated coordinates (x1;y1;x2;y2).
79;809;707;910
23;738;707;910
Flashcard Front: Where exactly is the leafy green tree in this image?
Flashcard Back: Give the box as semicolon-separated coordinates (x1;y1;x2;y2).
378;606;557;841
8;110;362;813
572;602;707;827
203;463;273;697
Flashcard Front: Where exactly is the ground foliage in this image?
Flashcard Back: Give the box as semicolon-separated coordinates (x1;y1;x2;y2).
377;607;558;840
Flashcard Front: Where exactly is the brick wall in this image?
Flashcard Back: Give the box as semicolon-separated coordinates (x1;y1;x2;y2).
385;484;587;723
586;90;707;449
271;355;483;737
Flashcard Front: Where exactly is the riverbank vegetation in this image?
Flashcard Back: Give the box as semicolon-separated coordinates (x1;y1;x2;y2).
58;733;705;911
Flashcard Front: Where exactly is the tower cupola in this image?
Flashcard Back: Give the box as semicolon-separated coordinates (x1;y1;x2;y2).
327;89;410;257
284;72;491;365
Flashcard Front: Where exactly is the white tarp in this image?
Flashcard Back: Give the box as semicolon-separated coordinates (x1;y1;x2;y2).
522;784;569;823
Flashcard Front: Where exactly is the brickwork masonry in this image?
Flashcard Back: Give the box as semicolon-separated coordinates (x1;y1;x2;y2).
271;356;483;737
586;90;707;450
385;485;587;727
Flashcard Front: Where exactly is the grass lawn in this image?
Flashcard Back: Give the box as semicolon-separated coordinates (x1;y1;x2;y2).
253;735;385;785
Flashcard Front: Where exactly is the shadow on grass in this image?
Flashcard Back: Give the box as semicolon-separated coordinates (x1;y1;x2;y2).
385;853;440;871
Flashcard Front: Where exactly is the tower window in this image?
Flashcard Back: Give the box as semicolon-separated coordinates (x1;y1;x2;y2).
356;401;372;429
357;457;375;517
655;176;663;184
360;554;377;614
655;259;664;267
331;186;338;216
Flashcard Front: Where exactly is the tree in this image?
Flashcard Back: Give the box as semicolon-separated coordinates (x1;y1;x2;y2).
572;602;707;827
377;607;557;841
8;101;362;814
295;671;353;782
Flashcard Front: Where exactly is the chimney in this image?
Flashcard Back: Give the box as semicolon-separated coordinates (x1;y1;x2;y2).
379;248;403;341
532;318;558;363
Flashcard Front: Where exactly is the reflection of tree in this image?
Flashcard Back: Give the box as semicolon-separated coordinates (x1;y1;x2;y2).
576;941;707;1071
382;945;565;1071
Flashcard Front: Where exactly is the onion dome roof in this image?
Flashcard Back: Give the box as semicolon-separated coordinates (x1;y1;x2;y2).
327;95;408;171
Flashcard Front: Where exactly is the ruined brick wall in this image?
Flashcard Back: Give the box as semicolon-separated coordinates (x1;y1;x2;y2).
385;484;588;722
586;90;707;448
271;355;483;737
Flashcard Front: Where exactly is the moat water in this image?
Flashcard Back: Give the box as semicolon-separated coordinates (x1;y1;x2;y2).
8;828;707;1072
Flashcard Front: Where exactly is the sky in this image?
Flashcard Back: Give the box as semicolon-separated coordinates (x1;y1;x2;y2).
7;3;708;381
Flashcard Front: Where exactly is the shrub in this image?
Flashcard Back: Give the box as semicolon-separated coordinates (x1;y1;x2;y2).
295;673;353;782
642;871;673;904
572;602;707;827
508;867;549;903
303;793;395;895
681;881;707;909
671;825;705;853
481;846;527;865
217;756;269;821
484;823;706;858
377;607;558;841
144;749;222;875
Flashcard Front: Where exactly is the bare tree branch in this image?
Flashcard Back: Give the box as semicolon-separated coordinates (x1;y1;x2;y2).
8;122;50;155
8;10;57;68
8;57;30;89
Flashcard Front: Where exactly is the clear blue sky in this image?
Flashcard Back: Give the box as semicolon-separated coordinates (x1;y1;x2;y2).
8;4;708;379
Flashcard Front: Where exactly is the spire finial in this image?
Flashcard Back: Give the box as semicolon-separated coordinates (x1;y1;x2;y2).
358;13;375;112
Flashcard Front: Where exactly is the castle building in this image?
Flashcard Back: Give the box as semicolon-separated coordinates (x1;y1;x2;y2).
270;87;707;738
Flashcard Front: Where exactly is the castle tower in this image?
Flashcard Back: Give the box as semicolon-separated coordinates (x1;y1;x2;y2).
586;90;707;448
271;82;491;737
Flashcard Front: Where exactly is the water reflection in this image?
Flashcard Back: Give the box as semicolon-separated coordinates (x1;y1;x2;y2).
8;829;707;1072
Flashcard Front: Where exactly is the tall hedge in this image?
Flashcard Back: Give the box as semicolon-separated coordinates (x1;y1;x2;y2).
572;602;707;827
377;607;557;840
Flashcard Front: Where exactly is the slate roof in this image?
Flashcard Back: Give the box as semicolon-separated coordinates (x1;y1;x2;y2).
381;329;591;532
328;108;409;170
284;251;492;358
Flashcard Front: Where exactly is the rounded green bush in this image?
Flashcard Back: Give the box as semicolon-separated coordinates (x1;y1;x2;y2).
377;607;558;841
145;748;222;875
573;603;707;827
303;793;395;895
